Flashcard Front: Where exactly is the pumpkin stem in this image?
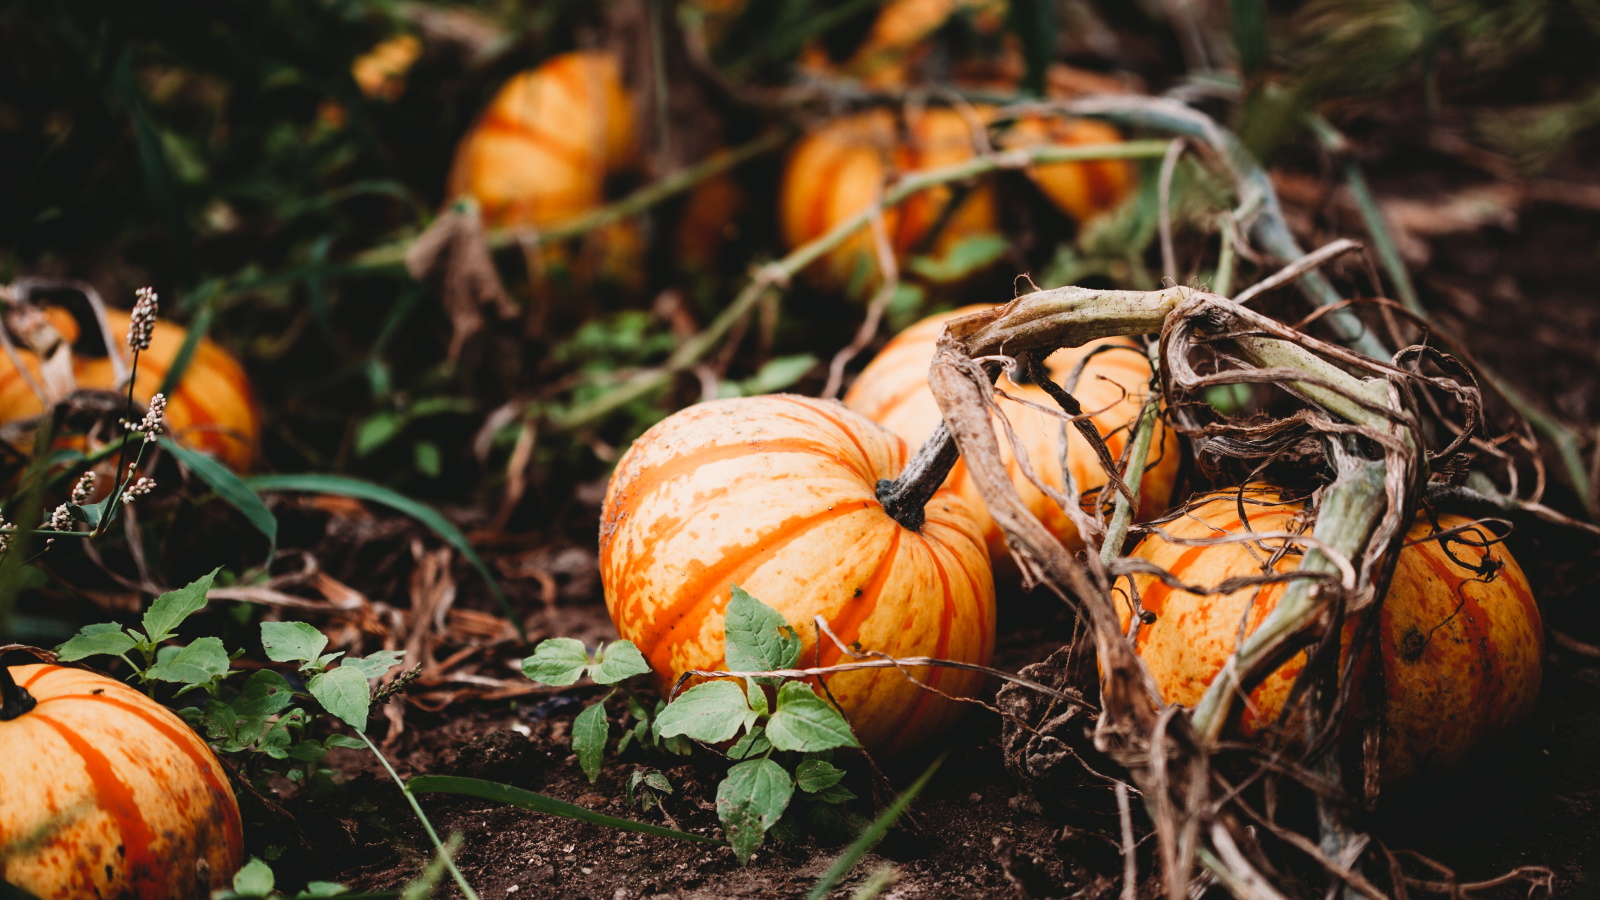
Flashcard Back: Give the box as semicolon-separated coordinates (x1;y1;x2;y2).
877;423;959;532
0;665;37;721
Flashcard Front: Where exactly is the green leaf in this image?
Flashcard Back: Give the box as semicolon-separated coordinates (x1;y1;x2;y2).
812;784;858;805
342;650;406;681
161;439;278;561
408;775;724;846
287;738;328;762
592;641;650;685
234;670;295;717
324;734;366;750
413;442;442;478
243;473;522;640
765;682;859;752
795;759;846;793
907;233;1010;283
307;666;371;730
654;681;751;744
522;638;590;687
297;883;350;898
261;621;329;665
727;727;772;762
572;702;610;783
807;754;945;900
232;857;276;895
716;758;793;864
147;637;231;685
142;567;220;643
354;412;403;457
740;355;817;394
55;625;137;661
723;585;801;681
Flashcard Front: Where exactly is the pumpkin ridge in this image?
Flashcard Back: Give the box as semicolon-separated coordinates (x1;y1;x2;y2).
1408;539;1500;710
769;396;878;476
889;537;959;753
619;437;864;508
57;693;243;854
751;410;874;483
29;711;162;898
817;525;903;669
18;665;63;690
640;503;874;676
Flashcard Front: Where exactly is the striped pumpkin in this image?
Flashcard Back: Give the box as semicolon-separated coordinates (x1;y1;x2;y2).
779;107;1000;290
844;305;1180;574
600;394;995;757
997;115;1137;224
0;308;260;472
0;664;243;899
1113;485;1544;781
446;51;635;231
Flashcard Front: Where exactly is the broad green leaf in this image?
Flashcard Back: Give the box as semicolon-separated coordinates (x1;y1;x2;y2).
233;670;295;717
572;702;610;783
408;775;724;846
522;638;590;686
324;734;366;750
298;883;350;897
795;759;846;793
55;626;137;661
716;758;793;864
243;473;521;639
142;567;220;643
765;682;858;752
740;355;816;394
261;621;328;665
641;770;672;794
343;650;406;681
592;641;650;685
354;412;403;457
813;784;858;805
907;233;1010;283
723;585;800;680
161;440;277;561
147;637;231;685
307;666;370;730
232;857;276;895
287;738;327;762
654;681;752;743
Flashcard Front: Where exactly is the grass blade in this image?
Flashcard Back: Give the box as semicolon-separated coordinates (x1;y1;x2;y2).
808;753;945;900
161;438;277;563
408;775;726;847
242;473;522;640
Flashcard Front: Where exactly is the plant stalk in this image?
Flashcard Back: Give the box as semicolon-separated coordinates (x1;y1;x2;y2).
0;663;37;721
876;423;961;531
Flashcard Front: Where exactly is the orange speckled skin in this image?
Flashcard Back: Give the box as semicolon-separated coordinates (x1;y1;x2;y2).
1113;486;1544;782
446;51;635;231
998;116;1137;223
0;310;260;472
779;108;999;290
0;665;243;899
844;305;1180;575
599;395;996;757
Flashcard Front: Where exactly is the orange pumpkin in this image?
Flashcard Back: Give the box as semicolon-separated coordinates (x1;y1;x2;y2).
998;115;1138;224
0;308;260;472
1113;485;1544;781
0;663;244;899
599;394;995;757
800;0;1010;88
844;305;1180;572
446;51;635;231
780;107;1000;290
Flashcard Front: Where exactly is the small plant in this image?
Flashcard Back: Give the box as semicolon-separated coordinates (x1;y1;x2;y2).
523;585;864;862
212;857;349;900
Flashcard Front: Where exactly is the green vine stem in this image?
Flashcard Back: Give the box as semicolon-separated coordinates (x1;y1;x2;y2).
358;730;480;900
551;139;1174;432
0;664;37;721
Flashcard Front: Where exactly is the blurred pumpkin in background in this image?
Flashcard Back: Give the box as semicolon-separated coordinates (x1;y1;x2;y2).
801;0;1010;88
318;33;423;128
447;51;637;230
998;114;1138;224
676;171;745;273
780;106;1000;291
0;305;260;472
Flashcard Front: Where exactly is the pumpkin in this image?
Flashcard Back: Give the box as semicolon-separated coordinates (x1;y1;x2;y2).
0;307;260;472
599;394;995;757
844;304;1180;573
779;107;1000;290
445;50;636;231
800;0;1010;88
0;663;244;899
1113;485;1544;781
318;34;423;129
998;115;1137;224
